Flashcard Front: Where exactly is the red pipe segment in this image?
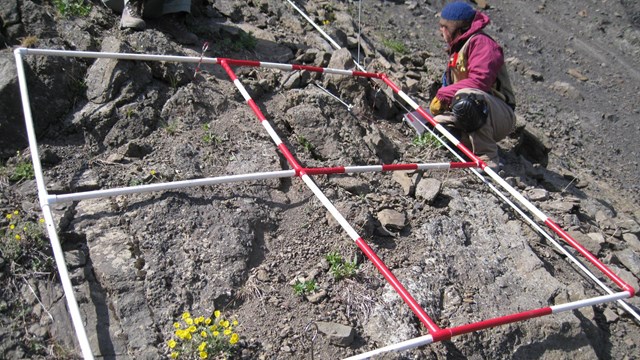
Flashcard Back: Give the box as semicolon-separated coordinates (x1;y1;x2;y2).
432;307;552;342
545;219;636;297
218;59;237;81
247;99;267;122
355;237;442;334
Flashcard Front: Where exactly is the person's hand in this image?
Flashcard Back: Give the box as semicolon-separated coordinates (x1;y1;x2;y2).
430;97;445;116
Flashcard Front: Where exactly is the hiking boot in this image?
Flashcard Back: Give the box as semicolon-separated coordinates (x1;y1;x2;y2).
121;0;145;30
161;13;198;45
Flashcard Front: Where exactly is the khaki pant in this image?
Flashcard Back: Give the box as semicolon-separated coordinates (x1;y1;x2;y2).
435;88;515;163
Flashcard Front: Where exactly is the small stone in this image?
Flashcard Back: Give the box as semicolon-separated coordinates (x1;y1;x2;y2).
527;188;549;201
392;171;415;196
615;248;640;274
256;269;270;282
567;68;589;81
377;209;406;232
526;70;544;81
315;321;355;347
622;232;640;252
603;307;619;323
306;289;327;304
415;177;441;203
64;249;87;269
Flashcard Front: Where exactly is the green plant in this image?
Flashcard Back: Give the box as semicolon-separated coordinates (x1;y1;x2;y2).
124;107;135;119
161;120;178;135
10;161;35;182
325;251;358;280
412;133;443;149
52;0;92;17
167;73;179;89
382;38;407;55
1;210;51;273
218;31;257;52
292;279;317;296
237;31;257;51
202;124;222;145
297;135;314;153
167;311;240;359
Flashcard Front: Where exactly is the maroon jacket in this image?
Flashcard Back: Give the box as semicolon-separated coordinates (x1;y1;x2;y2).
436;11;505;107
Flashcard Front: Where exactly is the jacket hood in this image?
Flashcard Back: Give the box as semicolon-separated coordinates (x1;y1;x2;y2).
449;11;491;49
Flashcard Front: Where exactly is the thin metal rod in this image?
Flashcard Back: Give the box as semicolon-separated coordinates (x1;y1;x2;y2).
285;0;367;72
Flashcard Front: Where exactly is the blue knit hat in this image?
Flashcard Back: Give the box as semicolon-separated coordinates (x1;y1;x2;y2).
441;2;476;21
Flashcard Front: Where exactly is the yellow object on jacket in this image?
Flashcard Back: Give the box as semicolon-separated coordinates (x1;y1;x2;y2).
430;97;444;115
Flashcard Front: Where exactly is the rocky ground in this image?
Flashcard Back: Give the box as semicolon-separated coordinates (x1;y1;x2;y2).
1;0;639;359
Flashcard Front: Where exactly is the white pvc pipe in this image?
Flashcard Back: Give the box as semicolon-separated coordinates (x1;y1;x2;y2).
343;335;434;360
17;47;216;64
551;292;630;313
300;174;360;241
14;49;95;360
47;170;297;204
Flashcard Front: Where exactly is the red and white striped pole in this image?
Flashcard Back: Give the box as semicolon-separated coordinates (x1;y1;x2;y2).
378;74;635;298
219;58;442;334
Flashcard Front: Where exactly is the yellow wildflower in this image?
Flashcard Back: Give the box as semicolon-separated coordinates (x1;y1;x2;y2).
195;316;205;325
213;331;219;337
224;329;232;336
214;310;220;318
150;170;156;176
209;325;218;332
232;320;238;326
200;331;207;338
182;312;191;320
6;214;11;219
9;224;15;229
199;351;208;359
185;317;194;325
188;325;197;333
167;339;177;349
39;218;45;223
173;322;181;329
13;210;18;215
222;320;230;328
198;342;207;352
230;333;239;345
15;235;21;240
170;352;179;359
205;318;212;325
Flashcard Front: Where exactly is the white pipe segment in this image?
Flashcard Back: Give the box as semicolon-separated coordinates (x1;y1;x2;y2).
261;121;283;146
300;174;361;241
256;62;293;71
14;49;95;360
551;292;631;314
343;335;434;360
343;165;384;173
18;47;216;64
47;170;297;204
235;79;252;101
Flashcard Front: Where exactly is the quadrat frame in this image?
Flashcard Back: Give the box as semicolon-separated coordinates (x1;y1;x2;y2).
13;48;636;360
